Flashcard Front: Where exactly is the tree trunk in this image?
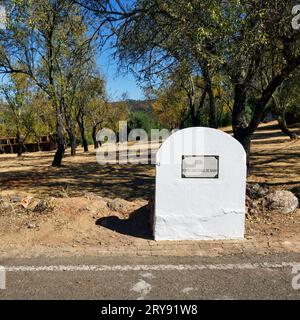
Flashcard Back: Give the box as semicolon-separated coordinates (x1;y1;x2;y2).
178;118;185;129
186;75;201;127
202;64;217;128
207;86;217;128
278;112;298;140
232;85;248;140
77;115;89;152
233;127;252;169
232;83;252;169
68;130;77;156
92;124;101;149
52;143;65;166
7;138;13;154
232;75;285;172
190;105;201;126
195;88;207;126
190;93;200;126
37;140;41;152
48;31;66;167
65;112;77;157
16;130;23;157
82;132;88;152
22;141;27;153
52;113;66;167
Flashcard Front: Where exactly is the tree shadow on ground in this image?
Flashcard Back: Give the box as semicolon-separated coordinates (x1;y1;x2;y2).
0;161;155;200
96;204;153;240
1;124;299;201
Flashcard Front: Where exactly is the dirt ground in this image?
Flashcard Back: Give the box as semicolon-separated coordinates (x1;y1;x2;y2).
0;121;299;258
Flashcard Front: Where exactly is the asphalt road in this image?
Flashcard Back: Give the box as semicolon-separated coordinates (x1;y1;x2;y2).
0;253;300;300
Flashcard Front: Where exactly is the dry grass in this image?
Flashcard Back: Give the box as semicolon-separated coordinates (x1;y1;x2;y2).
0;121;299;257
247;122;300;200
0;144;156;200
0;121;299;200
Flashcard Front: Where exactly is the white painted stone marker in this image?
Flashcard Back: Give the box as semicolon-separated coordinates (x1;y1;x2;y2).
154;127;247;240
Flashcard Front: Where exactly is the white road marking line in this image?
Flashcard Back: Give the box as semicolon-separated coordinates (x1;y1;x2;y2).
140;272;155;279
182;287;194;294
131;279;152;300
3;262;299;272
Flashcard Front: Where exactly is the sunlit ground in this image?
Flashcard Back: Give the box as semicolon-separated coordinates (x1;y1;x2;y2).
0;122;299;200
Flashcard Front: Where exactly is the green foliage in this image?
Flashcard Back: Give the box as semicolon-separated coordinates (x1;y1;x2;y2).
128;111;162;135
218;111;232;127
1;0;300;160
111;0;300;139
0;0;102;161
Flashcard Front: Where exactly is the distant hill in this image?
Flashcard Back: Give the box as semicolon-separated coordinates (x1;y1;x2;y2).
111;99;154;113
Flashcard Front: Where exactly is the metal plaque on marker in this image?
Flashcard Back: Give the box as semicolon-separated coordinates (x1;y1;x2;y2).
182;155;219;179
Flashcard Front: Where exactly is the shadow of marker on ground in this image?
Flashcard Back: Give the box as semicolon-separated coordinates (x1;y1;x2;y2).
96;205;153;240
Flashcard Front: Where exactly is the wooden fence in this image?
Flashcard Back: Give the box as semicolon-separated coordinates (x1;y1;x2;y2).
0;136;57;154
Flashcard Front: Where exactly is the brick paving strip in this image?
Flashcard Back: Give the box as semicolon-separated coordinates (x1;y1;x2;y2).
0;237;299;259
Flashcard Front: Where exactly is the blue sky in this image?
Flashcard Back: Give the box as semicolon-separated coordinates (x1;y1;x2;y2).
0;2;144;102
0;46;144;102
95;0;145;102
97;47;144;102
